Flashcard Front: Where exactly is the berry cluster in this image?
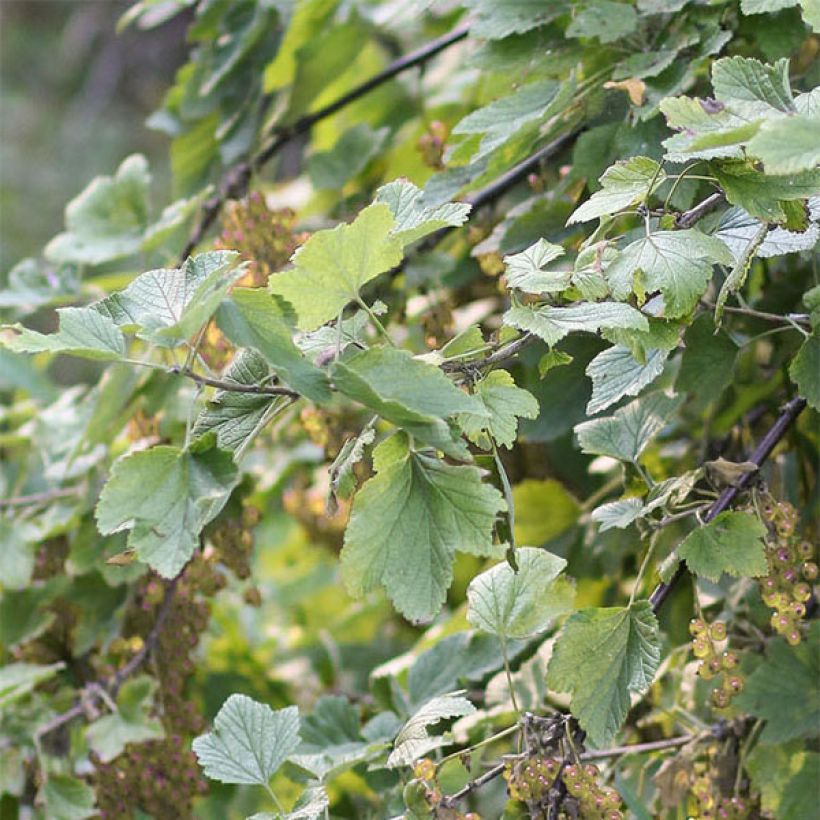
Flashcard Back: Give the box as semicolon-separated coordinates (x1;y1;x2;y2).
93;558;225;815
93;738;208;820
214;193;305;285
403;759;480;820
208;503;260;580
563;763;624;819
689;619;744;709
417;120;449;169
504;755;557;804
283;481;350;551
690;770;752;819
758;498;815;646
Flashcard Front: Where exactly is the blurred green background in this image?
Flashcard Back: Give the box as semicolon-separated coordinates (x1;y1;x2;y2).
0;1;187;271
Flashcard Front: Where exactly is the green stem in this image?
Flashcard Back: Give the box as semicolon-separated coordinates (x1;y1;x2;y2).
435;724;520;770
633;460;655;489
264;783;284;812
501;636;521;715
356;297;394;345
492;442;517;570
630;530;660;606
663;161;705;212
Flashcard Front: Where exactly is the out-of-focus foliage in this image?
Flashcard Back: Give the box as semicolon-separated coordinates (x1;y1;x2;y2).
0;1;818;818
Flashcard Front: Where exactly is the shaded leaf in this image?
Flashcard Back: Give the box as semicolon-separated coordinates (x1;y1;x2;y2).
41;775;96;820
95;441;238;578
0;662;64;709
790;330;820;410
503;239;569;293
585;345;672;415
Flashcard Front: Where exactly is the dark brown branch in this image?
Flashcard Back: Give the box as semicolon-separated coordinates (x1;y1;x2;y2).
37;576;180;739
675;191;726;229
169;365;300;398
650;395;808;613
181;25;469;260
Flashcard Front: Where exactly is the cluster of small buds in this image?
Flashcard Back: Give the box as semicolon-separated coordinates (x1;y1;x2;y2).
417;120;449;169
690;771;751;819
758;498;815;646
562;763;624;819
689;619;744;709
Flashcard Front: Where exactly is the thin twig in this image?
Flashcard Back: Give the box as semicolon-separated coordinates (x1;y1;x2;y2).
701;301;811;328
675;191;726;229
579;734;696;761
181;25;469;259
0;487;80;508
440;761;507;807
169;365;300;398
649;395;808;613
37;575;180;739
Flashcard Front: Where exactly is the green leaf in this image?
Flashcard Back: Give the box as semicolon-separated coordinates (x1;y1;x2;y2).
459;370;538;449
332;347;483;460
309;124;388;191
193;350;277;452
502;239;569;294
566;1;638;43
341;437;505;622
568;157;666;224
538;349;574;377
290;696;379;781
605;230;735;318
0;517;39;589
575;392;682;463
675;314;738;407
467;547;574;640
677;511;768;582
711;163;820;223
93;251;243;347
268;204;403;331
748;114;820;174
585;345;672;415
504;302;649;348
44;154;151;265
463;0;570;39
451;80;564;162
328;426;376;504
714;223;769;324
95;441;239;578
375;180;471;247
85;676;164;763
41;775;96;820
2;307;126;361
386;693;475;767
748;744;820;820
790;331;820;411
548;602;660;746
711;56;795;116
0;662;64;709
590;498;645;531
735;622;820;743
193;695;300;785
716;203;820;259
512;479;580;545
217;288;331;403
